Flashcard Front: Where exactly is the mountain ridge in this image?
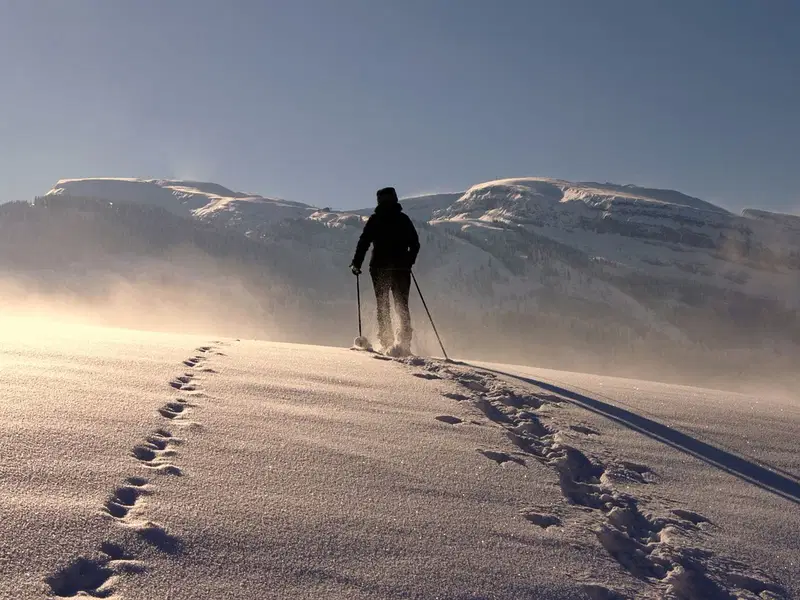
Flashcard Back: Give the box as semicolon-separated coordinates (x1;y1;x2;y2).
47;175;800;221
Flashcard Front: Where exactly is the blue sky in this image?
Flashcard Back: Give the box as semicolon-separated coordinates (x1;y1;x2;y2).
1;1;798;213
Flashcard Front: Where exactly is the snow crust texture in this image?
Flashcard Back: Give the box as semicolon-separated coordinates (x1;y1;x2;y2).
1;325;795;599
403;357;793;600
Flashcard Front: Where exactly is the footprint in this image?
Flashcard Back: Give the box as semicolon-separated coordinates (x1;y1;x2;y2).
46;557;114;598
145;435;169;450
169;375;194;390
132;445;157;462
498;392;543;410
595;525;665;579
601;463;654;486
103;486;143;519
136;522;182;555
516;410;540;421
477;449;526;466
461;380;489;393
103;501;128;519
671;509;710;525
98;542;133;561
474;398;513;424
435;415;462;425
158;402;186;419
147;464;183;476
443;392;469;401
112;486;142;506
131;442;181;475
570;424;600;436
513;415;553;438
521;510;561;529
619;461;649;474
197;346;212;353
554;447;604;483
125;476;148;487
414;372;441;380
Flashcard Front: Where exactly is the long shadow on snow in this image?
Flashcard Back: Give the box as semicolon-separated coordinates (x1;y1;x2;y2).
474;365;800;506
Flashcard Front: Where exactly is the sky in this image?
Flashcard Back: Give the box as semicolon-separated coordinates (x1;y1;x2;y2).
0;0;798;214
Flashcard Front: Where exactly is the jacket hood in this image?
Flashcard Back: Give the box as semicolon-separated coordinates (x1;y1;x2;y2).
375;201;402;214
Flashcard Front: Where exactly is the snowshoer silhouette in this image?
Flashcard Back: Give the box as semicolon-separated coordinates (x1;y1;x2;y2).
350;187;420;352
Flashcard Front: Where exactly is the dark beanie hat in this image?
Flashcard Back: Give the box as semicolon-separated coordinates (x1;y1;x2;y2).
376;187;399;203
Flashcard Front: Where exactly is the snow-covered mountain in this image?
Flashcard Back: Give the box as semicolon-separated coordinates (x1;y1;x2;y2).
17;176;800;385
47;177;316;228
44;176;800;306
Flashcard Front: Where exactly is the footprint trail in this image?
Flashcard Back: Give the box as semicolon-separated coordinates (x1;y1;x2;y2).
46;343;224;598
396;356;789;599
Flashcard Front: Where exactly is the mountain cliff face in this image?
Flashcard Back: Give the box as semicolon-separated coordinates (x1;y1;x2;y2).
12;176;797;384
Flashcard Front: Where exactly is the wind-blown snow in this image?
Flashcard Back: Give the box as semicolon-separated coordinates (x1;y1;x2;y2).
30;175;800;387
1;321;796;599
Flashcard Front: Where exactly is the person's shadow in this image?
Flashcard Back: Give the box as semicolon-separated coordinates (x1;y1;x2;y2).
474;365;800;505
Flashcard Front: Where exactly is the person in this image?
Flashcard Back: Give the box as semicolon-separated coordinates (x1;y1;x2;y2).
350;187;420;353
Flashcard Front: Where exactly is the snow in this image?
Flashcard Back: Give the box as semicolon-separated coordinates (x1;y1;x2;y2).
472;361;799;596
457;177;729;215
400;192;464;222
1;319;796;599
742;208;800;232
45;178;314;223
47;178;211;217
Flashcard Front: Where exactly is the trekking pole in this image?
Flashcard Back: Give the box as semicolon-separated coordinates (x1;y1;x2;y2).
356;273;363;338
411;271;449;361
353;272;369;349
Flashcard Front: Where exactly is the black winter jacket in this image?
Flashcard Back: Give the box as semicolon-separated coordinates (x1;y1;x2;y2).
352;201;420;270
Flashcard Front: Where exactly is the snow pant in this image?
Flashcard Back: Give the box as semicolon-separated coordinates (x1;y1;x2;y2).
370;268;412;349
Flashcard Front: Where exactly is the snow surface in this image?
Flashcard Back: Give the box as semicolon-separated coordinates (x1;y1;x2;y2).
1;320;796;599
742;209;800;233
45;178;313;224
456;178;729;215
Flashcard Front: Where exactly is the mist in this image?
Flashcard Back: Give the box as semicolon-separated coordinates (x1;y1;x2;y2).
1;188;798;399
2;262;797;401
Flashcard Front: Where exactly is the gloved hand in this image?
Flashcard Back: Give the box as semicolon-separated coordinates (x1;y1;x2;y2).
350;264;362;276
